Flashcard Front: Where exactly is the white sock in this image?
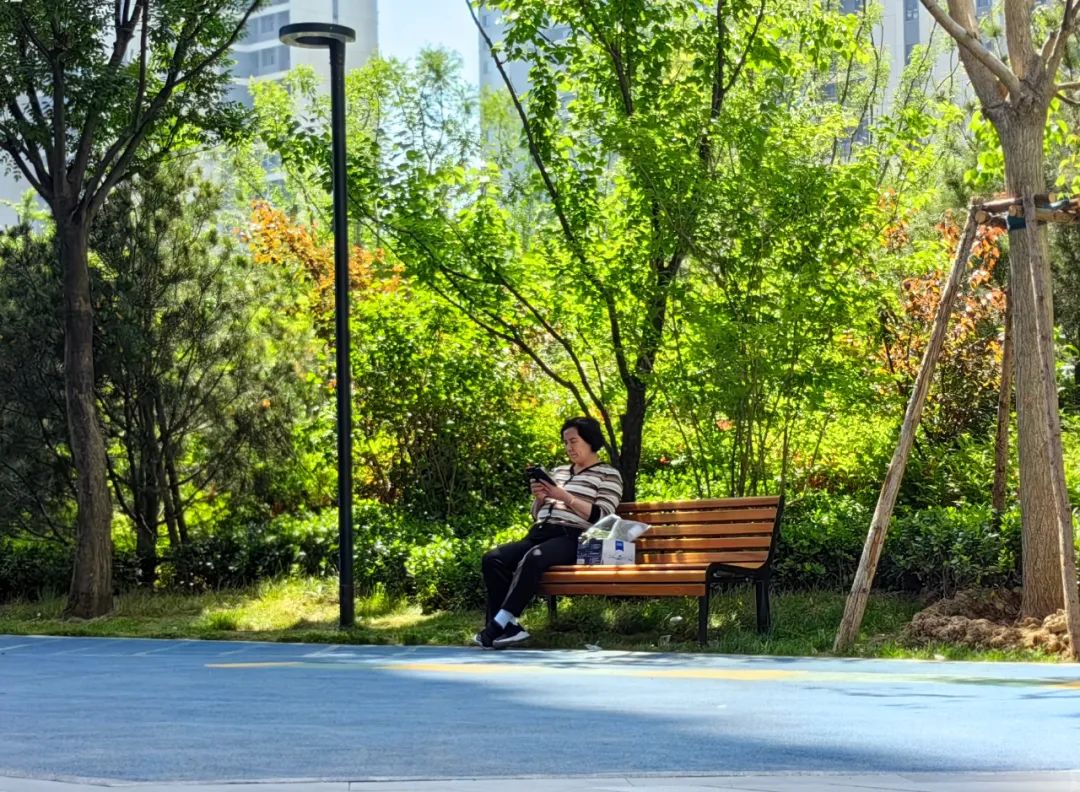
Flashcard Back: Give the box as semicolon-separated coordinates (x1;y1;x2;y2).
494;609;518;628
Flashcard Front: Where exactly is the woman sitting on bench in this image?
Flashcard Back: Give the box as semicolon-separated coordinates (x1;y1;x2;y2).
474;416;623;649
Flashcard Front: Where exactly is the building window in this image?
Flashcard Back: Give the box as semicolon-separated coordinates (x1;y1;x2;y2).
904;0;919;20
976;0;991;14
254;45;288;75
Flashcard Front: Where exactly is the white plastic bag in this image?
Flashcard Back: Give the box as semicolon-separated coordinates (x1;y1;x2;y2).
580;514;650;542
609;518;650;542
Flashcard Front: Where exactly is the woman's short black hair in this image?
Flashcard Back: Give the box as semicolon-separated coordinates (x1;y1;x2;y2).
560;416;605;452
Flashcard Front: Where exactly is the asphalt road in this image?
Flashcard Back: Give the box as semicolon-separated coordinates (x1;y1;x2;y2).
1;635;1079;784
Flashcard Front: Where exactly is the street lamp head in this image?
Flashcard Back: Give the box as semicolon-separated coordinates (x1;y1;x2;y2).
279;22;356;49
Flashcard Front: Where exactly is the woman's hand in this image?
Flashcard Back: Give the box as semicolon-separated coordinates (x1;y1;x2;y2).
529;481;549;501
541;484;574;505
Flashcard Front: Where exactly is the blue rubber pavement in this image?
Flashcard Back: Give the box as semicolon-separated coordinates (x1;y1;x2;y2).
1;635;1079;784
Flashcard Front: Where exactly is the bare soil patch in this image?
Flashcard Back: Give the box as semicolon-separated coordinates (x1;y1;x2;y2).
903;588;1071;656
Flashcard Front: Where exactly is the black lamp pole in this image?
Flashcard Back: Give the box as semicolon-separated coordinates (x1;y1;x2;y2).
279;22;357;628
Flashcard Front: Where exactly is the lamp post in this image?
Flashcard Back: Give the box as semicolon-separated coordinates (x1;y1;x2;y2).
279;22;356;628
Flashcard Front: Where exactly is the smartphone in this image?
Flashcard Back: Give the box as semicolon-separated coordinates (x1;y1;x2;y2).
526;465;556;486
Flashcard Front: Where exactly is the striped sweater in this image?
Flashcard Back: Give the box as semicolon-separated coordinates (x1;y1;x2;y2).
532;462;624;530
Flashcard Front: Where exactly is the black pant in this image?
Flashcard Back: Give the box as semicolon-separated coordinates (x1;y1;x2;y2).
482;526;580;622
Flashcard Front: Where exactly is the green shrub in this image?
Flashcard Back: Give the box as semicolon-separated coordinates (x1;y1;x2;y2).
774;490;872;590
0;540;71;601
883;503;1020;595
406;523;524;612
0;538;141;602
775;490;1021;594
158;499;412;593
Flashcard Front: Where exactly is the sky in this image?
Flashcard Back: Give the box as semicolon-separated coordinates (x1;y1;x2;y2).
377;1;481;86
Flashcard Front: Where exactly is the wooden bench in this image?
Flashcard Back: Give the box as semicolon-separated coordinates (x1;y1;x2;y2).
538;496;784;644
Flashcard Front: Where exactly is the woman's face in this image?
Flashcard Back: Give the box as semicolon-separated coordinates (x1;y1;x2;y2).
563;427;591;464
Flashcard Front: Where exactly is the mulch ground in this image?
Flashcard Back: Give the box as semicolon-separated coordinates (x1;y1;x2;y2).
903;588;1072;656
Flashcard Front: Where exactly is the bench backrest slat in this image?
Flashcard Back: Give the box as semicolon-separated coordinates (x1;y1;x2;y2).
612;496;782;572
637;536;773;551
621;509;777;525
637;551;768;565
641;523;774;538
619;496;781;512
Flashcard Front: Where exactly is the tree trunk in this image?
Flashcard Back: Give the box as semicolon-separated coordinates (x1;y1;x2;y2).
998;119;1065;618
160;446;181;549
60;217;114;618
620;383;646;502
990;287;1014;532
134;390;159;585
156;391;187;545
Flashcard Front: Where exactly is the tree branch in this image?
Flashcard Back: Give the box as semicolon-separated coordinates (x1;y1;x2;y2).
468;0;594;275
920;0;1022;98
573;0;634;116
722;0;768;98
1003;0;1037;81
86;0;260;218
1047;0;1080;81
71;0;147;187
0;134;48;197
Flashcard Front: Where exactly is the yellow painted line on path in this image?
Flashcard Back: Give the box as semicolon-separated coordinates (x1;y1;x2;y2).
206;661;304;668
378;662;801;681
203;660;1080;691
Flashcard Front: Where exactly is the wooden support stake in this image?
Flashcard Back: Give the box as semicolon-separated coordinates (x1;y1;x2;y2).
990;288;1013;532
978;193;1057;213
833;208;980;653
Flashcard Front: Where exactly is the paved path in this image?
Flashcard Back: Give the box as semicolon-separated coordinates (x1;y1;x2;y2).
1;635;1079;790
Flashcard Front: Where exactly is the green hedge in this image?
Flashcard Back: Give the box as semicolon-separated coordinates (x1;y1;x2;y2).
2;492;1029;606
775;491;1022;595
0;539;141;602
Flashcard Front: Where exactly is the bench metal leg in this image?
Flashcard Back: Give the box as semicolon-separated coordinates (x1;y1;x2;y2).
547;595;557;622
755;578;771;633
698;590;710;645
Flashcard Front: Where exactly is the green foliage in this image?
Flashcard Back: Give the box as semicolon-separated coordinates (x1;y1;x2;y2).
1054;225;1080;410
89;161;322;578
352;282;547;520
902;432;999;506
0;538;141;602
0;220;75;541
0;0;259;203
776;490;1021;595
405;521;525;613
774;490;872;589
0;539;72;602
886;504;1020;595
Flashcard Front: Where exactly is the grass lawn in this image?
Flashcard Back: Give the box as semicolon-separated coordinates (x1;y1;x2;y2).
0;578;1058;662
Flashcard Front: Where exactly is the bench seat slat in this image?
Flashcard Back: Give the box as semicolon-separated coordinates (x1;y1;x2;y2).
537;583;707;597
